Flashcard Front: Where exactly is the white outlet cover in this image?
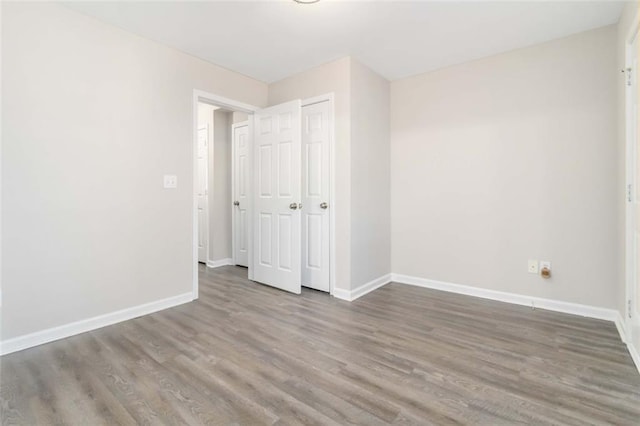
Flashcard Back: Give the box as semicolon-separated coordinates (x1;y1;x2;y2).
164;175;177;189
528;259;539;274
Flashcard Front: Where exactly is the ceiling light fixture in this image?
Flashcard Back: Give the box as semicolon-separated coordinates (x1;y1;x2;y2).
293;0;320;4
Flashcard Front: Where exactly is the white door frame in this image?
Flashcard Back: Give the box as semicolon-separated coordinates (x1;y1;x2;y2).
625;13;640;342
191;90;336;299
192;90;259;300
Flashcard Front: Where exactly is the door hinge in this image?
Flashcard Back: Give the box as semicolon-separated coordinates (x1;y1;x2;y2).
627;68;633;87
628;184;633;202
629;299;633;319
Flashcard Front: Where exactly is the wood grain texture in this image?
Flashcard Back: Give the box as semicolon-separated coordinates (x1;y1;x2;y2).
2;265;639;425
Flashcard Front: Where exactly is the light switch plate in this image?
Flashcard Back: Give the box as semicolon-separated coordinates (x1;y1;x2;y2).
164;175;177;189
528;259;539;274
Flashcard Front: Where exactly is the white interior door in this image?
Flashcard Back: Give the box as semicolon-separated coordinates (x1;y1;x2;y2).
631;31;639;332
301;101;330;292
232;122;249;267
252;100;302;294
197;125;209;263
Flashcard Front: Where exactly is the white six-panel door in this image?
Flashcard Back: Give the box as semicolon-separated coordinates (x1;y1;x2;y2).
252;100;302;294
232;122;250;267
301;101;330;292
630;31;639;334
197;125;209;263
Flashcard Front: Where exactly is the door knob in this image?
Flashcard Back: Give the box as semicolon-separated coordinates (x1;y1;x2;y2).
233;201;240;206
289;203;298;210
320;202;329;209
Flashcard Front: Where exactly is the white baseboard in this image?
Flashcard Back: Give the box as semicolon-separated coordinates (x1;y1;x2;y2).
390;273;619;322
620;315;640;374
206;258;233;268
0;292;193;356
616;313;628;343
629;339;640;375
332;288;351;300
333;273;392;302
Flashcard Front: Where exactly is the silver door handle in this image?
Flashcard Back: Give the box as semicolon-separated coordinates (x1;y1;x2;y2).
289;203;298;210
233;201;240;206
320;202;329;209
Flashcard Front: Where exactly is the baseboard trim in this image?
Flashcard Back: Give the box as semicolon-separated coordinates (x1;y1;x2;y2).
616;313;628;344
333;273;392;302
206;258;233;268
390;273;619;322
0;292;193;356
332;288;351;301
629;339;640;375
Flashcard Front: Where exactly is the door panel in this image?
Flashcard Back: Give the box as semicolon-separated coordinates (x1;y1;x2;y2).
233;123;250;267
301;101;330;292
252;100;302;294
633;33;639;318
197;125;208;263
259;213;272;266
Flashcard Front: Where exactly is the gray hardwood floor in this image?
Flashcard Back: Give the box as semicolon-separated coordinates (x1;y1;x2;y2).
2;265;639;425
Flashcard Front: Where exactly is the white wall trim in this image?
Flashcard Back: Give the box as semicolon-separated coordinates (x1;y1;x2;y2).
628;339;640;375
391;273;618;321
616;312;628;343
0;292;193;356
206;258;233;269
332;288;351;301
333;273;392;302
615;314;640;375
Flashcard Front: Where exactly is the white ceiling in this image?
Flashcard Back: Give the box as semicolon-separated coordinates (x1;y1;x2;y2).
63;1;626;83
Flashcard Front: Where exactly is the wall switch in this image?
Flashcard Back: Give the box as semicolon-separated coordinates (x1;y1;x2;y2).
528;259;539;274
164;175;177;189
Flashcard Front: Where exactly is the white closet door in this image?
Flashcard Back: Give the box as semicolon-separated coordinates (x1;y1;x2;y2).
631;31;639;334
252;100;302;294
232;122;250;267
301;101;330;292
197;125;209;263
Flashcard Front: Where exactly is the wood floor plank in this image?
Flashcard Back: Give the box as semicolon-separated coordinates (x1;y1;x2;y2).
2;265;639;425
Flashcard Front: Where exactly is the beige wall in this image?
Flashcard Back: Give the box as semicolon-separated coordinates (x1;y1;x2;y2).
617;1;639;359
211;110;232;261
268;58;352;291
232;111;249;124
1;2;267;340
350;60;391;288
391;25;619;308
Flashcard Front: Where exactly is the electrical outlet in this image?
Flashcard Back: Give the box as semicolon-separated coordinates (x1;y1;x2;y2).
164;175;177;189
528;259;538;274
